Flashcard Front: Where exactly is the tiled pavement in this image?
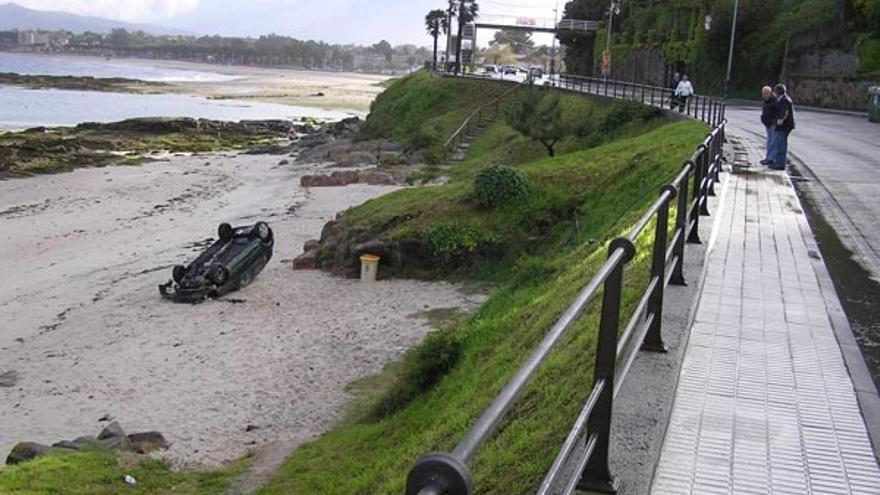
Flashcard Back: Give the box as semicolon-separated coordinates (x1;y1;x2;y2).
650;139;880;494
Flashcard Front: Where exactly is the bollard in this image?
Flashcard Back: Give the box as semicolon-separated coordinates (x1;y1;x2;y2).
360;254;380;282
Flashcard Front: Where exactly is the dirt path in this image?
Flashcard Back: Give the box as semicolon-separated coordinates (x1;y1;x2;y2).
0;153;483;468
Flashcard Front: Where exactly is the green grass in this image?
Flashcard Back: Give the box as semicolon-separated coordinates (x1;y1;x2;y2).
0;449;249;494
254;119;708;494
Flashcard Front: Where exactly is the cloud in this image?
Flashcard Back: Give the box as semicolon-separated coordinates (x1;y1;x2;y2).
13;0;200;21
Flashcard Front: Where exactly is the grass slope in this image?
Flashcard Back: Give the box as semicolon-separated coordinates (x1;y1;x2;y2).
256;119;708;494
0;450;248;494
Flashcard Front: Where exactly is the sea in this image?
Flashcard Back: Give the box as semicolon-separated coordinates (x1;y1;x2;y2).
0;52;352;130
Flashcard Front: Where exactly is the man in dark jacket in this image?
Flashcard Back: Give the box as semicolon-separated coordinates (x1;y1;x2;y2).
770;84;795;170
760;86;777;165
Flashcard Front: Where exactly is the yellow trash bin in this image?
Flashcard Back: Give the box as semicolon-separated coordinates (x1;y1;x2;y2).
359;254;381;282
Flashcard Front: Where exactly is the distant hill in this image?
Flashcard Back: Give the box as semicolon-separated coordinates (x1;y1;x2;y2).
0;3;190;35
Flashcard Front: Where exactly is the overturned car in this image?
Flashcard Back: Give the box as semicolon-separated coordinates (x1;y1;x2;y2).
160;222;274;303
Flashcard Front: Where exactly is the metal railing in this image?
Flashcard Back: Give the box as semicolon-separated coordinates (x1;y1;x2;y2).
406;74;727;495
442;78;524;160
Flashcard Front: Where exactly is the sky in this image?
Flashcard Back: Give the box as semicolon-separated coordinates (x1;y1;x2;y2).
11;0;564;47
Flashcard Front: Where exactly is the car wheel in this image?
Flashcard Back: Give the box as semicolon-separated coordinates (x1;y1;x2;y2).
218;223;234;242
172;265;186;283
210;264;229;285
254;222;272;242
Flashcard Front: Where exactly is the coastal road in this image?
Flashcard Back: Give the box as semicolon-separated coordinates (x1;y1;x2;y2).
725;105;880;386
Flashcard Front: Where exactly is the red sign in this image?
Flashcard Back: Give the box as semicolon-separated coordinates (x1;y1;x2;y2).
516;17;537;26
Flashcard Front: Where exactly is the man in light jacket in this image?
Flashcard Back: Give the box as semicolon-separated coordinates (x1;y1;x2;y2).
674;75;694;113
760;86;778;166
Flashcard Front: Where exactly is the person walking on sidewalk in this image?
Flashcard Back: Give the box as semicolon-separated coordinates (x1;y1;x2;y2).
669;72;681;109
760;85;778;166
771;84;795;170
674;75;694;113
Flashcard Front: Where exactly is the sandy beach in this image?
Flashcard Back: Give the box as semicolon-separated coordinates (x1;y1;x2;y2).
0;152;482;468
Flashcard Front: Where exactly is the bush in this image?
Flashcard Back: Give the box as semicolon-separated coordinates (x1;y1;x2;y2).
422;223;484;255
367;330;462;420
473;165;528;208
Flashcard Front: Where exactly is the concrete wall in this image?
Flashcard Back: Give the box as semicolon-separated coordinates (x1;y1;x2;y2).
785;77;878;111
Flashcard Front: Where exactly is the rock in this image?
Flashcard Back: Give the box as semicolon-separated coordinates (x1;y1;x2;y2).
51;440;80;451
303;239;320;252
97;421;125;441
300;170;360;187
98;435;132;452
312;92;325;97
292;250;317;270
334;151;378;167
378;139;402;153
278;159;290;165
361;170;397;185
378;152;403;167
0;370;19;387
6;442;51;465
72;436;99;449
127;432;169;454
98;413;113;422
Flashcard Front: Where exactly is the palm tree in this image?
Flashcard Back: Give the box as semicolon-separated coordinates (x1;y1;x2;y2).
425;9;448;71
452;0;479;74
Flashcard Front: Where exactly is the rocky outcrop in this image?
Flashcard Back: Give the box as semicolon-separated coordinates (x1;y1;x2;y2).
300;170;397;187
5;422;169;465
0;72;167;93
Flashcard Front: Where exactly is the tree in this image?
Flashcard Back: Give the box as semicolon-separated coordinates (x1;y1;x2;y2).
557;0;606;75
452;0;479;74
371;39;393;62
481;43;516;65
505;86;571;157
426;9;449;70
109;28;129;48
489;28;535;55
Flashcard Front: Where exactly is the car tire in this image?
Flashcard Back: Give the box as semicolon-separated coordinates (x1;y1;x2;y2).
210;264;229;285
172;264;186;283
254;221;272;243
218;223;234;242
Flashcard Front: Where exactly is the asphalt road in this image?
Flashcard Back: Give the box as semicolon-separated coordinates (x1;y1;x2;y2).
726;105;880;387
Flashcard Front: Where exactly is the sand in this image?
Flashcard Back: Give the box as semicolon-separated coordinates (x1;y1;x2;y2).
0;152;483;468
139;58;392;113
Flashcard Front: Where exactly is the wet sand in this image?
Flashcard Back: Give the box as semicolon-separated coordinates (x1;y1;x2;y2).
0;153;482;467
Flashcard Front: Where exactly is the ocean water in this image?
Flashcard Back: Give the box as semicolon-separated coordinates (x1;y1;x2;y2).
0;52;242;82
0;52;354;129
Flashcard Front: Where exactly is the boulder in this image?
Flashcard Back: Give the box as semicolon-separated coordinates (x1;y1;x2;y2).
72;436;99;449
303;239;320;252
6;442;51;465
51;440;80;451
300;171;360;187
378;139;402;153
292;250;317;270
361;170;397;185
127;432;169;454
97;421;125;441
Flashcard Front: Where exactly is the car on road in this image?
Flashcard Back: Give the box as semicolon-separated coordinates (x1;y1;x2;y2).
159;221;274;303
528;67;544;80
481;64;498;75
501;65;518;76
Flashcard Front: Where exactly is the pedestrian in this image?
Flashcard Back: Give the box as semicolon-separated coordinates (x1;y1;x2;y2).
760;85;778;166
770;84;795;170
674;75;694;113
669;72;681;109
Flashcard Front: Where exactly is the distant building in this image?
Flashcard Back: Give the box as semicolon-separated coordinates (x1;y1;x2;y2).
0;30;18;46
18;30;51;46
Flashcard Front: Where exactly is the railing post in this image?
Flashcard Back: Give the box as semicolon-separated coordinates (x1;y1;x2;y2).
641;84;645;104
406;453;474;495
671;162;691;286
700;143;711;216
577;238;635;494
643;186;676;353
688;149;704;244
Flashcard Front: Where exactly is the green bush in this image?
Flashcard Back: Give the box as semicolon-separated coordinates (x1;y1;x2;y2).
473;164;529;208
367;329;462;420
422;223;484;255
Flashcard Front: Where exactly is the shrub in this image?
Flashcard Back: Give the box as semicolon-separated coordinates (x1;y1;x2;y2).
473;164;528;208
366;329;462;420
422;223;484;255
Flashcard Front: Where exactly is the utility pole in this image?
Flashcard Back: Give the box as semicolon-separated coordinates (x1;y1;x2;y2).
445;0;454;72
723;0;739;100
551;0;559;76
603;0;618;79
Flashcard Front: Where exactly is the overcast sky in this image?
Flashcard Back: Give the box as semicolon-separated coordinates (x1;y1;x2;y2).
12;0;563;46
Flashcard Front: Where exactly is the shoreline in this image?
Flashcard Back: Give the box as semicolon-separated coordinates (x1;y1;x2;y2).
0;51;391;113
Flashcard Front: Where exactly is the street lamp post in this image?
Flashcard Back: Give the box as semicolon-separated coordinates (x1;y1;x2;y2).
723;0;740;100
603;0;619;80
551;0;559;76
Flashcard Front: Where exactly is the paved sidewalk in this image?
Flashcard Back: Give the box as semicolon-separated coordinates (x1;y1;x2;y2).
650;138;880;494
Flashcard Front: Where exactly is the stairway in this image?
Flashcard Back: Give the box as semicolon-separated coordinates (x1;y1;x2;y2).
449;121;492;163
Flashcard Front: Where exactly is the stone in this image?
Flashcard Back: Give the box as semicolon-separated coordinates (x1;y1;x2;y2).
6;442;51;465
361;170;397;185
97;421;125;441
51;440;80;451
127;432;169;454
72;435;98;449
300;170;359;187
303;239;320;252
0;370;18;387
292;250;317;270
278;159;290;165
98;435;132;452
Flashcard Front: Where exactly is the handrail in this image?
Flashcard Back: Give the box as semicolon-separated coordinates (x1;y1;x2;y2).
442;78;524;159
406;71;728;495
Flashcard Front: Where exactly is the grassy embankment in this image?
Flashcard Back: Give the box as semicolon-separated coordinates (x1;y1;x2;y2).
0;71;707;493
0;119;282;178
253;72;708;493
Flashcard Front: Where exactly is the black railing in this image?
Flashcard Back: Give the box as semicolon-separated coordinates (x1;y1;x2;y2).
405;74;727;495
442;78;525;160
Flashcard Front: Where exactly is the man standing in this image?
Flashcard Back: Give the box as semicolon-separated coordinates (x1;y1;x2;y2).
771;84;795;170
760;86;777;166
